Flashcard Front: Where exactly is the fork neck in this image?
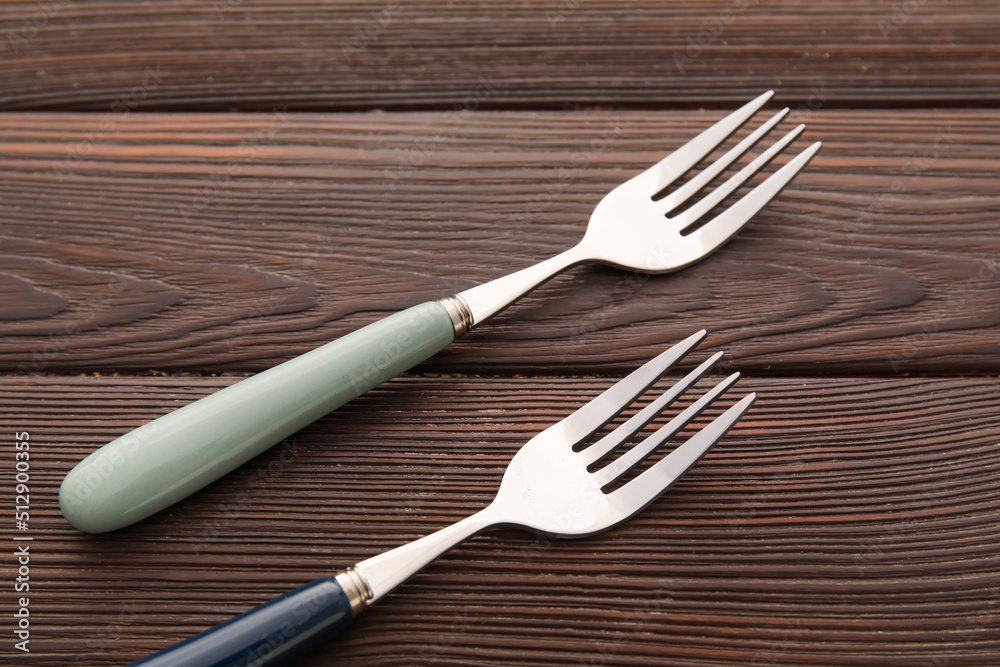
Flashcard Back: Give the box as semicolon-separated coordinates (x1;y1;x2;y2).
444;245;589;333
351;503;503;606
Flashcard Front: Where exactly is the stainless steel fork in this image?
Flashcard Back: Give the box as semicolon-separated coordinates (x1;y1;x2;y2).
130;330;755;667
62;92;810;534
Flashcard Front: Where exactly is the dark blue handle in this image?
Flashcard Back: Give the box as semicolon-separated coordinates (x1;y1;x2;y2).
129;576;354;667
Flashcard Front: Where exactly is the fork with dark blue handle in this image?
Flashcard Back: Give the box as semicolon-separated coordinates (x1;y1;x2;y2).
129;331;755;666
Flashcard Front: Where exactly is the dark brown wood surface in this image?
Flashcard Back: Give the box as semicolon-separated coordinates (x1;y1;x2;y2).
1;109;997;376
3;374;1000;666
1;1;999;666
1;1;999;110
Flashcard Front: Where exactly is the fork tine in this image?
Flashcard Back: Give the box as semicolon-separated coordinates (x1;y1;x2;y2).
671;123;806;230
579;351;725;467
629;90;774;194
657;107;790;215
611;392;757;509
684;140;822;252
557;330;706;443
590;371;741;488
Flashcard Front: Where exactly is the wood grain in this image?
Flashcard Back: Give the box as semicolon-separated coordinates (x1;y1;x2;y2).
0;1;998;111
1;109;998;375
2;373;998;665
1;3;998;665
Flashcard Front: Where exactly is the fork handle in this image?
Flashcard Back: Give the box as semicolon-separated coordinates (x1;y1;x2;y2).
60;300;459;533
127;574;359;666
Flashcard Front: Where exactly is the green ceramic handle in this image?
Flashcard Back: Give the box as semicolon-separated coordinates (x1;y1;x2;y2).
60;301;457;533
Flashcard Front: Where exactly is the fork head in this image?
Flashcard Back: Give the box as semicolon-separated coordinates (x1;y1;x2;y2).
581;90;821;273
492;331;756;536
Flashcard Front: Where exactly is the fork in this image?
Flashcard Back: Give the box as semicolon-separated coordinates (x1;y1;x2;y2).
128;330;756;667
61;91;815;534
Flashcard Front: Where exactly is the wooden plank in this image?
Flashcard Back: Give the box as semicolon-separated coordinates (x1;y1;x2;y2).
1;373;998;665
0;1;998;111
1;109;997;375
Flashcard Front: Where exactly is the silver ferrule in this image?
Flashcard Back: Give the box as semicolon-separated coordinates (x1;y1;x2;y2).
438;294;475;337
335;566;374;615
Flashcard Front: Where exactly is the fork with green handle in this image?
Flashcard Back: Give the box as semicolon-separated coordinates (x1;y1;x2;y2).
60;90;819;533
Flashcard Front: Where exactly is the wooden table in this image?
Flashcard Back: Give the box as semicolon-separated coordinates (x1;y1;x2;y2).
2;2;999;665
